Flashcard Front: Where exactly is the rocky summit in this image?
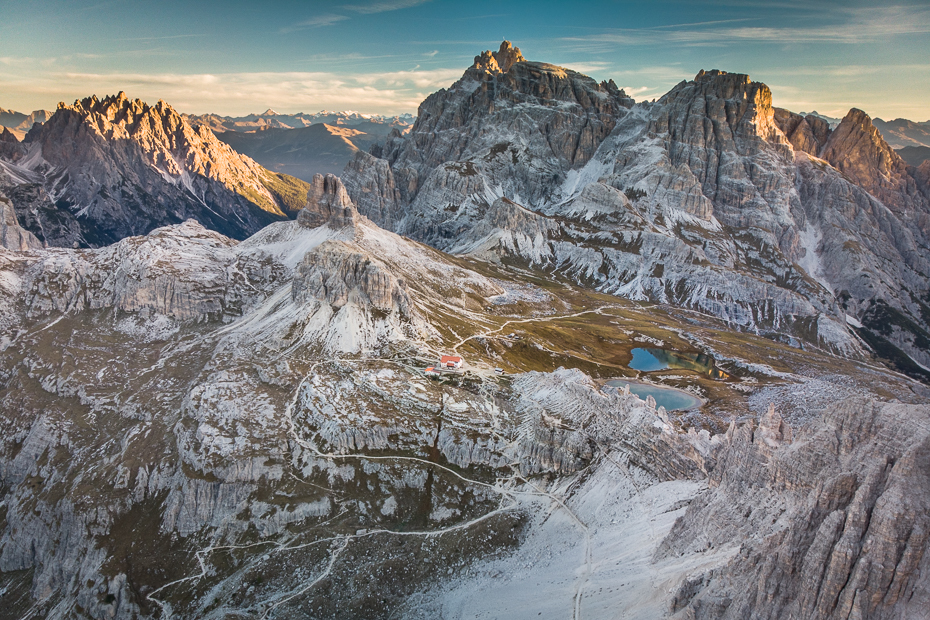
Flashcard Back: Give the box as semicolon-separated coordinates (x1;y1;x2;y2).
1;41;930;620
344;48;930;380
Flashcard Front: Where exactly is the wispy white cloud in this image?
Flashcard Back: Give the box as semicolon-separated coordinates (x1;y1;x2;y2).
282;0;430;34
281;14;349;33
557;61;614;74
0;67;464;116
564;5;930;48
424;50;439;57
118;34;205;42
353;67;462;88
343;0;432;15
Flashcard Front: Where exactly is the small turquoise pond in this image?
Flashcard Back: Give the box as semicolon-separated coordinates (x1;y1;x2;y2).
629;348;667;372
605;379;702;411
628;348;728;380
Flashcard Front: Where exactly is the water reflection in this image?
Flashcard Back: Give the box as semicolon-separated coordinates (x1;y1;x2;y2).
628;348;728;379
605;379;702;411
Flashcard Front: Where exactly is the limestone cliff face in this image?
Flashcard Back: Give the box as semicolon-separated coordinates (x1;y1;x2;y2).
0;93;310;247
773;108;831;156
343;57;930;363
296;173;360;229
661;398;930;619
0;190;42;251
406;40;632;170
341;151;403;229
348;40;635;231
820;108;930;226
293;241;413;318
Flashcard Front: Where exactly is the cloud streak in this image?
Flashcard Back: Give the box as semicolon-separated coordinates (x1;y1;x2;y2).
343;0;432;15
282;0;430;34
564;5;930;48
281;14;349;33
0;67;463;116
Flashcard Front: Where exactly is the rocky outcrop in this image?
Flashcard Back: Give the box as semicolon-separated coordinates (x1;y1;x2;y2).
293;241;413;318
660;398;930;619
0;190;42;250
472;40;526;74
773;107;831;156
296;173;360;229
0;93;311;247
820;108;930;226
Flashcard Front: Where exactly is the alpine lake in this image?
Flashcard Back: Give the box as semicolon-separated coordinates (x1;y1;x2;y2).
604;347;728;411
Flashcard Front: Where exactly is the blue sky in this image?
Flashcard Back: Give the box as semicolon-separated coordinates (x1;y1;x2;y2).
1;0;929;120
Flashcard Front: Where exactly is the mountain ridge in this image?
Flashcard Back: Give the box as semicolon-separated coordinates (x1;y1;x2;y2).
342;45;930;377
0;92;311;247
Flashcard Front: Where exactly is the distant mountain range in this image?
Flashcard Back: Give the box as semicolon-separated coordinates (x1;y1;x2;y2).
872;117;930;149
200;112;413;181
0;107;53;140
7;102;929;176
897;145;930;166
183;109;414;133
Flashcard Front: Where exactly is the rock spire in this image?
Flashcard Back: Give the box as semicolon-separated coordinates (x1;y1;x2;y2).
472;40;527;74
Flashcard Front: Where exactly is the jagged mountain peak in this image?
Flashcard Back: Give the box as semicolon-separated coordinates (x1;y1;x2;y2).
472;40;526;74
4;92;311;246
0;127;17;143
452;40;633;109
658;68;784;146
372;42;636;189
818;105;927;218
46;91;201;149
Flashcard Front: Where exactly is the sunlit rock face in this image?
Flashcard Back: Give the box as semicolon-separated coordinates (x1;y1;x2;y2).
0;92;309;247
774;107;832;156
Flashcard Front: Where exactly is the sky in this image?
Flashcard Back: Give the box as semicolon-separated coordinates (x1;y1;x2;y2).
1;0;929;121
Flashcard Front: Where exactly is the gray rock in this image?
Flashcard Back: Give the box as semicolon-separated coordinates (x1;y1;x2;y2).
0;190;42;250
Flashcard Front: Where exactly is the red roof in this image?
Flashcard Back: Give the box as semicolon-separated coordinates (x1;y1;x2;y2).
440;355;462;364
